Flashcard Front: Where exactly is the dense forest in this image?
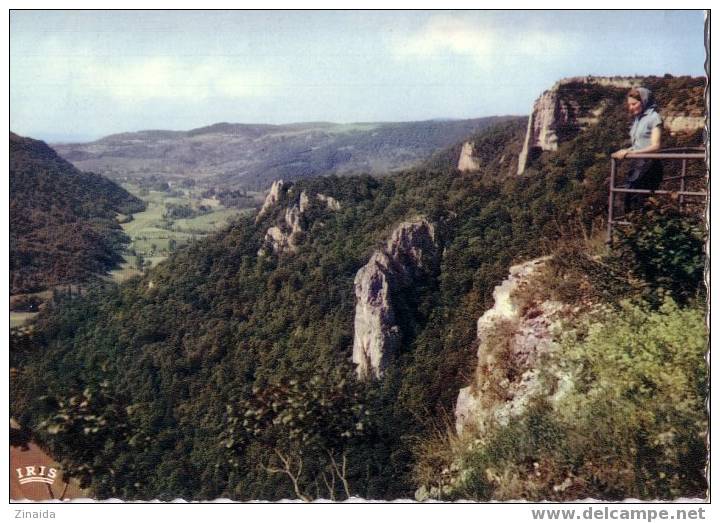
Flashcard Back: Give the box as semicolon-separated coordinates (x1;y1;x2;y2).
10;77;707;500
10;133;146;294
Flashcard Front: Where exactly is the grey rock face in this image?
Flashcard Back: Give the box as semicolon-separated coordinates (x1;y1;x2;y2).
352;218;438;380
517;76;644;175
454;257;565;434
517;76;705;175
259;203;303;256
284;205;303;237
256;180;286;222
258;184;341;256
352;251;401;380
298;191;311;213
457;142;481;172
263;226;291;254
317;193;341;211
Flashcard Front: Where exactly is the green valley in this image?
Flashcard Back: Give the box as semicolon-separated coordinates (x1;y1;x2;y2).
108;184;264;283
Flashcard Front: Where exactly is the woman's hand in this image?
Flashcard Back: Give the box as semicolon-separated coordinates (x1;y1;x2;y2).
611;149;631;160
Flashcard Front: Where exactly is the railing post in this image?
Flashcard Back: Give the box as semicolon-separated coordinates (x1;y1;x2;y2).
606;149;703;250
607;158;616;245
679;158;687;207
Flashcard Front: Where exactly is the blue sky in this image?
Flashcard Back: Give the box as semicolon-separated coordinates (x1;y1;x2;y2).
10;10;706;142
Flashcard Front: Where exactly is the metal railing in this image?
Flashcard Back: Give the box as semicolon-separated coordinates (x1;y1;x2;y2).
606;147;706;244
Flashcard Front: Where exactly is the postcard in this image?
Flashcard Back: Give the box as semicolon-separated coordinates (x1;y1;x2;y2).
7;7;709;516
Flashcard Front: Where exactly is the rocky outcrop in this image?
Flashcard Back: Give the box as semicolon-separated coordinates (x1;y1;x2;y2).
284;204;303;237
317;193;341;211
517;89;560;172
263;226;292;254
352;218;439;380
259;202;304;255
517;76;706;175
455;257;567;434
457;142;481;172
517;77;644;175
258;184;342;256
299;191;311;213
256;180;286;222
352;250;401;380
664;115;705;135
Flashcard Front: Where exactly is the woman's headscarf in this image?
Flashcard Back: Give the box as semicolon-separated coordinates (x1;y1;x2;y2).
628;87;657;112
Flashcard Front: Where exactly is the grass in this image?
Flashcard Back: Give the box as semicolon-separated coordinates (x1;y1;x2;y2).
108;184;256;284
10;312;39;328
10;290;54;328
171;208;250;231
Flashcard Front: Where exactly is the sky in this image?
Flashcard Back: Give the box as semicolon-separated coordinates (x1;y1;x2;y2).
10;10;707;142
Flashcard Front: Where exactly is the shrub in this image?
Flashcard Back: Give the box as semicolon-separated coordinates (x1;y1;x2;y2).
420;298;707;501
613;201;705;303
555;298;708;499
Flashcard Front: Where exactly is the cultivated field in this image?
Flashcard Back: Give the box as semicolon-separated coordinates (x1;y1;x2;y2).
108;184;261;283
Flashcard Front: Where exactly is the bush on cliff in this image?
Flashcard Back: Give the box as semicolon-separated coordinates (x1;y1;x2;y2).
614;201;705;304
425;297;707;501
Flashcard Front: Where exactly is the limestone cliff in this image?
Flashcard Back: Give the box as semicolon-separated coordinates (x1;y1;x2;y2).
352;218;439;380
256;179;286;222
262;225;293;255
517;76;705;174
454;257;567;434
664;115;706;136
317;193;341;211
257;183;342;256
517;77;644;175
457;142;481;172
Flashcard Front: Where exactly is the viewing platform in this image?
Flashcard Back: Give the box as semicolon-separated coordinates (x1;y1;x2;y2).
607;147;707;243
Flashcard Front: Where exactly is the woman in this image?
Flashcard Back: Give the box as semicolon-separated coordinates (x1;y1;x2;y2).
612;87;664;214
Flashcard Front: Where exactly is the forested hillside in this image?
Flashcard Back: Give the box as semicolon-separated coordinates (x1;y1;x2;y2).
10;76;706;501
10;133;145;294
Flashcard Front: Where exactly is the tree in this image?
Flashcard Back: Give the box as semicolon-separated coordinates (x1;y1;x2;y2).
220;367;371;500
36;381;151;496
615;200;705;303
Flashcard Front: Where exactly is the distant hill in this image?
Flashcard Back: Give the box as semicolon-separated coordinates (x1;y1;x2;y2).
53;117;516;191
10;132;145;294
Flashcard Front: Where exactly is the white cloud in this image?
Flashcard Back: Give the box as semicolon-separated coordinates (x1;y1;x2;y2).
392;15;566;65
91;58;281;101
394;16;494;58
12;40;283;103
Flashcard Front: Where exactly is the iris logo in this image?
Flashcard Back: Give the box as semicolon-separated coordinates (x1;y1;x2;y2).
15;465;57;486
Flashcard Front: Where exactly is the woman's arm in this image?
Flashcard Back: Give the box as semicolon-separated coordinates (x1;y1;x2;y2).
612;127;661;159
629;126;662;154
